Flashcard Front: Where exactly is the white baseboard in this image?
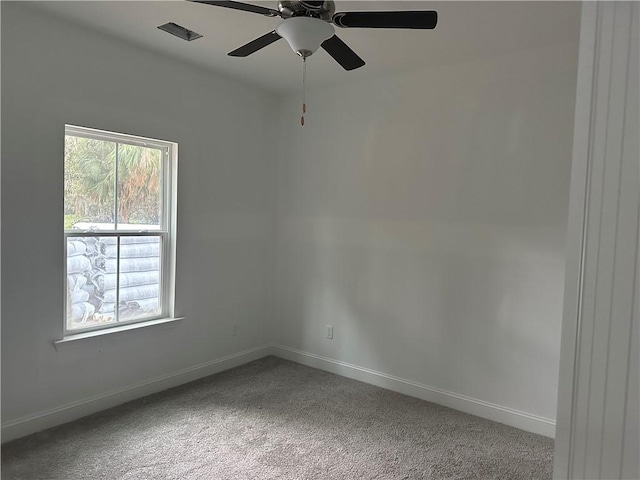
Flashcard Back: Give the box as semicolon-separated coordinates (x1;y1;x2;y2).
271;345;556;438
1;345;273;443
2;344;556;442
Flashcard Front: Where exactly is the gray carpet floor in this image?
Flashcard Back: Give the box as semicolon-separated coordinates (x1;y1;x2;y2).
1;356;554;480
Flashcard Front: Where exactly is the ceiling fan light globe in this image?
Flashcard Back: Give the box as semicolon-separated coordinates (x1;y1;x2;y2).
276;17;335;57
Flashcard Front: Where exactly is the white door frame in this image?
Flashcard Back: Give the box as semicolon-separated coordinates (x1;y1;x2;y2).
554;2;639;479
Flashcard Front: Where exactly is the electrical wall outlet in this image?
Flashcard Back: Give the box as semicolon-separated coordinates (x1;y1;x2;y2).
326;325;333;339
232;323;239;336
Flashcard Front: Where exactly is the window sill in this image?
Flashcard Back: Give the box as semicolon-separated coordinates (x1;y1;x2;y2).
53;317;185;352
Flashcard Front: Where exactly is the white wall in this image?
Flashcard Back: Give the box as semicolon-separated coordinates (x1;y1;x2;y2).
1;2;276;438
274;40;579;432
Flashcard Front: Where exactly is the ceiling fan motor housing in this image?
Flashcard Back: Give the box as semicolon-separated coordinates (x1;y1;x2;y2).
278;0;335;21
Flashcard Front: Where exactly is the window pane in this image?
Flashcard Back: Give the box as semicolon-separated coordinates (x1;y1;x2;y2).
117;145;162;230
117;236;162;321
64;136;116;230
66;236;117;330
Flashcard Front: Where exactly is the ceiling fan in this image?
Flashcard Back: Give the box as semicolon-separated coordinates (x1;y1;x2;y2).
189;1;438;71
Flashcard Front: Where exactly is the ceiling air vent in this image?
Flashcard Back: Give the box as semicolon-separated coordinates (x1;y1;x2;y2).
158;22;203;41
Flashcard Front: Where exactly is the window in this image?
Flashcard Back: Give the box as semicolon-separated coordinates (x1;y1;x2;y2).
64;125;177;334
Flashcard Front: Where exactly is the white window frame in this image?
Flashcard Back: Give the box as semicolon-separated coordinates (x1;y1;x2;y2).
63;125;178;336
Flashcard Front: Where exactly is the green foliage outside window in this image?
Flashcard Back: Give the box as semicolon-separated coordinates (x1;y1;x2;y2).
64;136;161;228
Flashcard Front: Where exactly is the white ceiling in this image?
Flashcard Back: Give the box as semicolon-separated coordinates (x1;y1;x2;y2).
30;1;581;95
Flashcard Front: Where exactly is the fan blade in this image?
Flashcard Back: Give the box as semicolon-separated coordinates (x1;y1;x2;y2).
333;11;437;29
321;35;365;71
228;31;282;57
189;1;280;17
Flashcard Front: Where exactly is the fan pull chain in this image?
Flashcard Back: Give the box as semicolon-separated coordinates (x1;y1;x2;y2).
301;57;307;126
